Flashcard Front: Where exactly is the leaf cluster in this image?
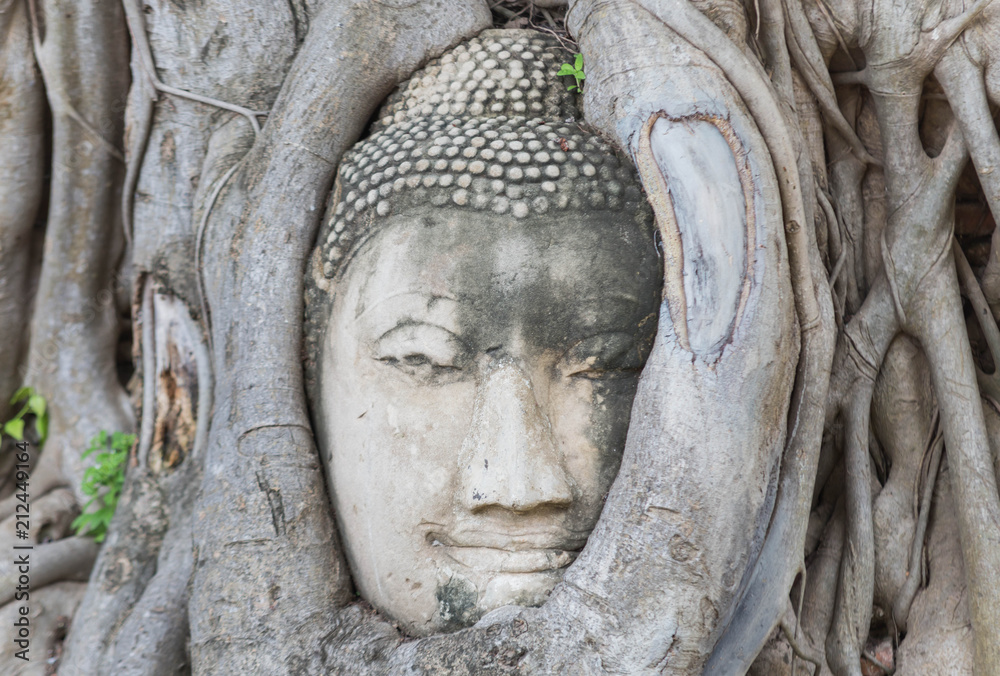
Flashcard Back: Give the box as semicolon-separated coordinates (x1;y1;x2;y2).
557;53;586;92
1;387;48;446
71;430;134;543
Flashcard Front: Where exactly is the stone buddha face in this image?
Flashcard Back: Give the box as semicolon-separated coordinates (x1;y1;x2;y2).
305;29;660;636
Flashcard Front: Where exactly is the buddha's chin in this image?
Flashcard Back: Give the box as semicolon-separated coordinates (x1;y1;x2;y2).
393;568;566;636
477;569;563;611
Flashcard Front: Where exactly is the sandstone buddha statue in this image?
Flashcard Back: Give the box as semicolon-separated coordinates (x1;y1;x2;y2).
304;29;661;636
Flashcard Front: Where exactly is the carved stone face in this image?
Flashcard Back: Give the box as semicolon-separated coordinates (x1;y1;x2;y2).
315;207;660;635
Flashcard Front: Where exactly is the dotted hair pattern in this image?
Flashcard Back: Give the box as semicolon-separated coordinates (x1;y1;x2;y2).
315;29;647;281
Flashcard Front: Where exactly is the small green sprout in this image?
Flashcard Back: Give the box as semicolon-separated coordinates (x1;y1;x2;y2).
1;387;49;447
71;430;134;543
557;53;586;92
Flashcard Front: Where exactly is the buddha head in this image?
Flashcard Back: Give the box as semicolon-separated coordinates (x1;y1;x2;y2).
304;29;661;636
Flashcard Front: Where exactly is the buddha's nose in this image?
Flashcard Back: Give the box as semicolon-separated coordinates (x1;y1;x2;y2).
458;359;573;513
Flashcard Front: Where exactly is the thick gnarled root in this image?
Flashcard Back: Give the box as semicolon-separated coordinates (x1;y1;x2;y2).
0;0;45;416
0;581;87;674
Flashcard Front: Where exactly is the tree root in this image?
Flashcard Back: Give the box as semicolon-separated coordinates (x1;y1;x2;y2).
780;0;874;165
892;430;944;632
0;487;75;544
0;0;45;417
821;277;902;676
21;0;133;507
802;493;846;672
906;254;1000;671
893;462;974;675
0;488;88;609
826;374;877;676
620;2;836;672
826;129;867;315
953;240;1000;409
118;0;265;246
121;0;263;136
0;537;96;607
871;339;936;620
0;582;86;675
781;602;824;675
61;287;210;673
827;6;1000;668
642;0;821;329
191;117;256;344
94;512;193;675
0;458;67;523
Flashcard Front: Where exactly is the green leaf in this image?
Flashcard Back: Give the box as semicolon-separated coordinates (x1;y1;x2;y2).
4;418;24;440
71;512;90;533
574;53;584;70
576;72;586;81
35;413;48;444
556;64;575;77
27;394;45;418
10;387;32;405
82;432;106;459
75;429;131;542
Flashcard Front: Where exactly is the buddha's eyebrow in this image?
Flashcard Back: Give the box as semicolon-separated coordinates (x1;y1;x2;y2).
375;320;462;344
356;291;458;319
356;291;461;336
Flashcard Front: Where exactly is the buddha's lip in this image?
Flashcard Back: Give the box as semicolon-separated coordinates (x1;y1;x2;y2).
437;544;579;574
427;528;588;552
425;528;586;573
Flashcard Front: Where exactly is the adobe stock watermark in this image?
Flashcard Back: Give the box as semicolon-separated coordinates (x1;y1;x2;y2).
12;440;32;661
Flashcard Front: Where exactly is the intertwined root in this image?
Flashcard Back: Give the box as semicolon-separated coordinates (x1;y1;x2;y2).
750;1;1000;674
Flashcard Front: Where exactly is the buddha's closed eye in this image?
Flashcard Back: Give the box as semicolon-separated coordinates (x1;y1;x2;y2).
560;332;645;380
373;323;468;380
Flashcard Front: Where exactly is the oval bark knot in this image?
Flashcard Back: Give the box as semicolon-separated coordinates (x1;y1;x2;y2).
635;112;755;362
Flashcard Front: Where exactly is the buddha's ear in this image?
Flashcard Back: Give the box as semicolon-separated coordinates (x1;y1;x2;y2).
635;113;753;362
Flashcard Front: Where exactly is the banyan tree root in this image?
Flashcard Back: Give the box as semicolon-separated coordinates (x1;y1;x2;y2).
20;0;133;503
0;582;87;673
892;430;944;631
870;337;937;625
893;464;975;675
0;0;133;667
813;3;1000;671
0;0;45;418
0;537;97;607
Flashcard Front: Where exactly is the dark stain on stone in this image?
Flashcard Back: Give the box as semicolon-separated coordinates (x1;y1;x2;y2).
435;577;481;631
